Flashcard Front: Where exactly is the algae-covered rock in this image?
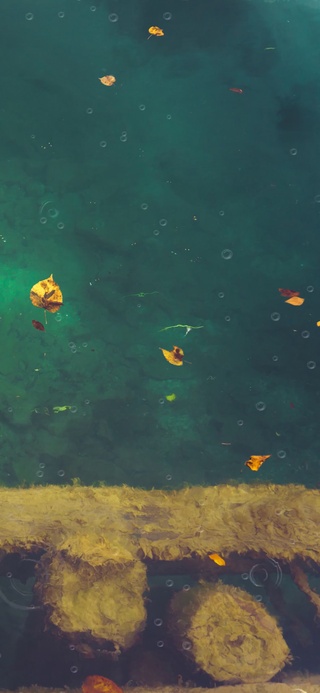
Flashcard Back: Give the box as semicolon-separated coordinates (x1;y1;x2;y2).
167;581;290;683
38;553;147;651
0;482;318;652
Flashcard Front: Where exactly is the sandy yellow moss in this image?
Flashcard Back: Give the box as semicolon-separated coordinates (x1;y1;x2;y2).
0;483;317;654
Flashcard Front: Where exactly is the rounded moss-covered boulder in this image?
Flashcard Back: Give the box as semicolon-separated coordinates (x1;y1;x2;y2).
38;547;147;652
167;581;290;683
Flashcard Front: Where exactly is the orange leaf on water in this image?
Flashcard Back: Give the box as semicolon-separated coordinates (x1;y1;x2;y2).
82;676;123;693
208;553;226;566
245;454;271;472
285;296;305;306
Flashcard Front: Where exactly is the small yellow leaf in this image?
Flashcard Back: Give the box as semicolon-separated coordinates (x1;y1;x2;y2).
285;296;305;306
208;553;226;566
245;454;271;471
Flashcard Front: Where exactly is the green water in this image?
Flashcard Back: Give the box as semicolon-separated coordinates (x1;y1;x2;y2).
1;0;320;686
2;0;320;490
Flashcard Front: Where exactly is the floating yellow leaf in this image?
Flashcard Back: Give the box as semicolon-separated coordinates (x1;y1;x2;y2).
160;345;184;366
148;25;164;36
99;75;116;86
165;393;176;401
285;296;305;306
208;553;226;566
30;274;63;314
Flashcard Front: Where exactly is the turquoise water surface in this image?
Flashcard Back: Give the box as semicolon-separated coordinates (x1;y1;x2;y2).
1;0;320;490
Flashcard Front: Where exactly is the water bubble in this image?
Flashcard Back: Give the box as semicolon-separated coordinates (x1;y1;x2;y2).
271;312;280;321
90;5;97;10
237;419;244;426
154;618;163;627
272;355;279;362
218;292;224;298
249;559;282;588
314;194;320;203
158;398;165;405
82;342;88;348
163;11;172;19
25;12;34;20
157;640;164;648
290;148;298;156
7;407;13;413
108;12;118;22
39;463;45;469
251;566;268;586
307;360;316;369
55;313;62;322
57;222;65;230
255;401;266;412
277;450;286;459
36;470;44;478
166;114;172;120
70;666;78;674
71;346;77;353
48;208;59;219
69;645;75;651
221;248;233;260
153;229;160;236
255;595;263;602
120;133;127;142
58;11;65;17
219;210;225;216
166;474;172;481
86;107;93;115
224;315;231;322
70;406;78;414
307;285;314;292
166;579;174;587
301;330;310;339
6;572;12;578
159;218;167;227
30;134;36;139
241;573;249;580
99;140;107;148
141;203;148;211
139;104;146;111
84;399;90;405
68;342;76;349
182;640;192;650
183;584;190;592
40;217;47;225
58;470;65;477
